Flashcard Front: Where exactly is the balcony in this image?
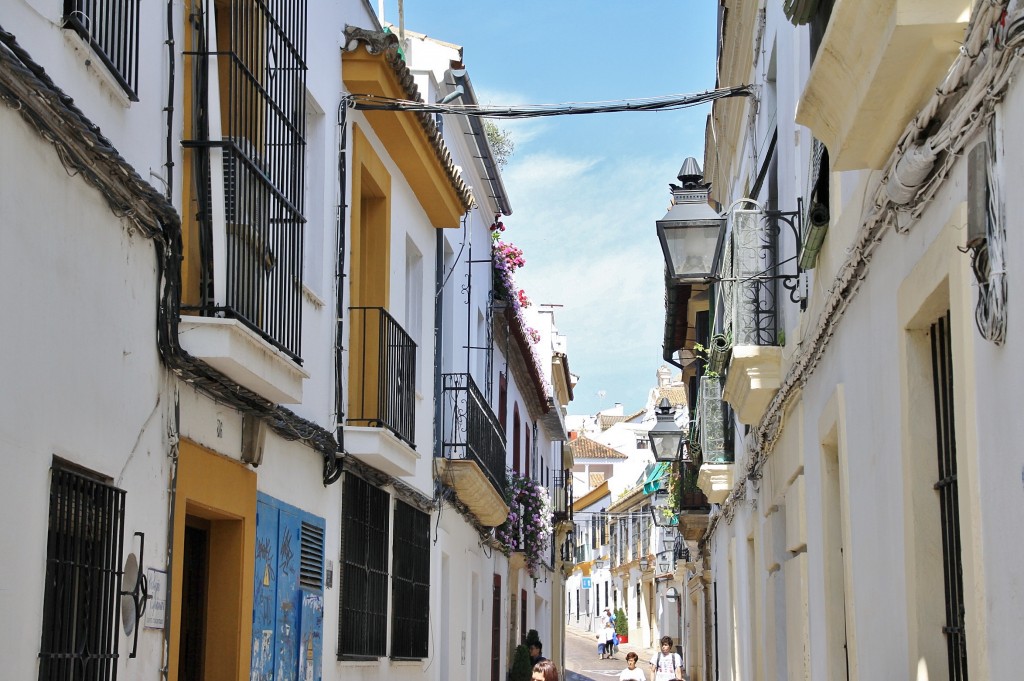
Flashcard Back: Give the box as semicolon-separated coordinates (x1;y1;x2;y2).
438;373;509;526
181;2;307;399
796;0;971;170
719;208;789;425
553;469;573;524
179;140;307;404
667;463;710;541
345;307;419;478
694;376;735;504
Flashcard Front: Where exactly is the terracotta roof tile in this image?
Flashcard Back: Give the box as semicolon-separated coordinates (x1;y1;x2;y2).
654;386;688;408
569;436;629;460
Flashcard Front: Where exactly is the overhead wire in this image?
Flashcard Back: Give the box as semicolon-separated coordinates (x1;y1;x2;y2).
346;85;754;119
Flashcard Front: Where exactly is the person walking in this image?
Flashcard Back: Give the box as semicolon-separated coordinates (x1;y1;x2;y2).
602;620;616;660
528;641;546;666
532;659;560;681
650;636;684;681
618;652;646;681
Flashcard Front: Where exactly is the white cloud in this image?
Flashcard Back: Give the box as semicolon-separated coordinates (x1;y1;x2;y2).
498;147;683;412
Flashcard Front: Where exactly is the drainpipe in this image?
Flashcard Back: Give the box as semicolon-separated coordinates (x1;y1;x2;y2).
327;101;350;486
433;228;444;460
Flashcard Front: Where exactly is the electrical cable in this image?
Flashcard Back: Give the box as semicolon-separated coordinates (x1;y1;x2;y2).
346;85;754;119
975;117;1007;344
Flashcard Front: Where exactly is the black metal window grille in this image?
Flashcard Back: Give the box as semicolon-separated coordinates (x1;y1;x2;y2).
338;474;389;659
441;373;507;497
39;464;126;681
931;313;969;680
183;0;307;361
626;512;634;561
609;522;618;566
679;462;710;510
490;575;501;681
552;468;570;522
62;0;140;100
348;307;417;445
391;501;429;659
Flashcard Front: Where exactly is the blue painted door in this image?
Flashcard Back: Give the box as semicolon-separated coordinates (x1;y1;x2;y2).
253;494;324;681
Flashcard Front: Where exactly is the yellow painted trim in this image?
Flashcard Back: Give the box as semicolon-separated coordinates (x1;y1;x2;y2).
348;125;392;421
180;0;201;307
169;440;257;681
572;480;609;511
343;47;465;227
350;124;391;308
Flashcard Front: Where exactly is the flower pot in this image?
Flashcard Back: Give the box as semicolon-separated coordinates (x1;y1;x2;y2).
617;633;628;644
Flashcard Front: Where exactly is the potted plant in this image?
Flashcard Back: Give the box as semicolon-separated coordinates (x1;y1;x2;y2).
614;608;628;643
509;644;532;681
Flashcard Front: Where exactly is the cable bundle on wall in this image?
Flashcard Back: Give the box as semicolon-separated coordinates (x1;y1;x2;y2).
974;119;1008;345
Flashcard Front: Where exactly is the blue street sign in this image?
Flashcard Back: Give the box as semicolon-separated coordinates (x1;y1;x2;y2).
582;577;592;588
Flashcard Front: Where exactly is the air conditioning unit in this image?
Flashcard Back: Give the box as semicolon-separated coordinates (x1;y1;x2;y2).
223;137;275;325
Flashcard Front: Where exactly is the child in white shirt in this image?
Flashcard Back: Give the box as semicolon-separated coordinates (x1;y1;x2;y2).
618;652;646;681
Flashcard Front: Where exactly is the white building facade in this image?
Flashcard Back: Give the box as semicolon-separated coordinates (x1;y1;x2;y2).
669;2;1024;681
1;5;572;681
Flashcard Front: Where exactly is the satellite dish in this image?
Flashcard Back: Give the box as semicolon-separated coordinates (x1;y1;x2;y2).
119;532;150;657
121;553;140;635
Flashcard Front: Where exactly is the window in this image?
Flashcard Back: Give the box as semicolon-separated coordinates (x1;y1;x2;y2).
182;0;307;360
498;373;508;432
513;404;521;474
931;313;968;679
39;462;126;681
391;501;430;659
636;438;649;450
525;428;531;479
340;476;431;661
339;474;389;658
62;0;141;100
253;494;325;680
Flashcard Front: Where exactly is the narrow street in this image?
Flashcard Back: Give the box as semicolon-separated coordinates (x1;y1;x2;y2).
562;620;658;681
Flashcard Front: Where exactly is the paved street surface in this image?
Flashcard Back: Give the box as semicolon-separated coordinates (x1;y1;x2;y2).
563;620;658;681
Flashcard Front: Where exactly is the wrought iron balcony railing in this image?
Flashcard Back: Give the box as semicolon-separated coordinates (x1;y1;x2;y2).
720;208;803;347
182;0;307;361
441;373;506;497
552;468;572;523
348;307;417;446
63;0;141;100
678;462;710;510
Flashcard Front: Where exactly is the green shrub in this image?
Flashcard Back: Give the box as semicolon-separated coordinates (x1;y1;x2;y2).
509;644;533;681
614;608;628;636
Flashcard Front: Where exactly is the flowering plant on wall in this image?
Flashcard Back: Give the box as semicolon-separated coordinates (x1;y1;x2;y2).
493;240;526;312
491;226;551;393
496;470;554;579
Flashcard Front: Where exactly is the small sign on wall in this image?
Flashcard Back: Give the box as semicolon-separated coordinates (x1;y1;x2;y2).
582;577;592;588
144;569;167;629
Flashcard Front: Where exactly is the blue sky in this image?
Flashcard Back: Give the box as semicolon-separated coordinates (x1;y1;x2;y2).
379;1;718;416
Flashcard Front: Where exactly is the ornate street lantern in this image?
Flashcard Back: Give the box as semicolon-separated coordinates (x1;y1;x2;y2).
656;158;727;283
648;398;684;462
